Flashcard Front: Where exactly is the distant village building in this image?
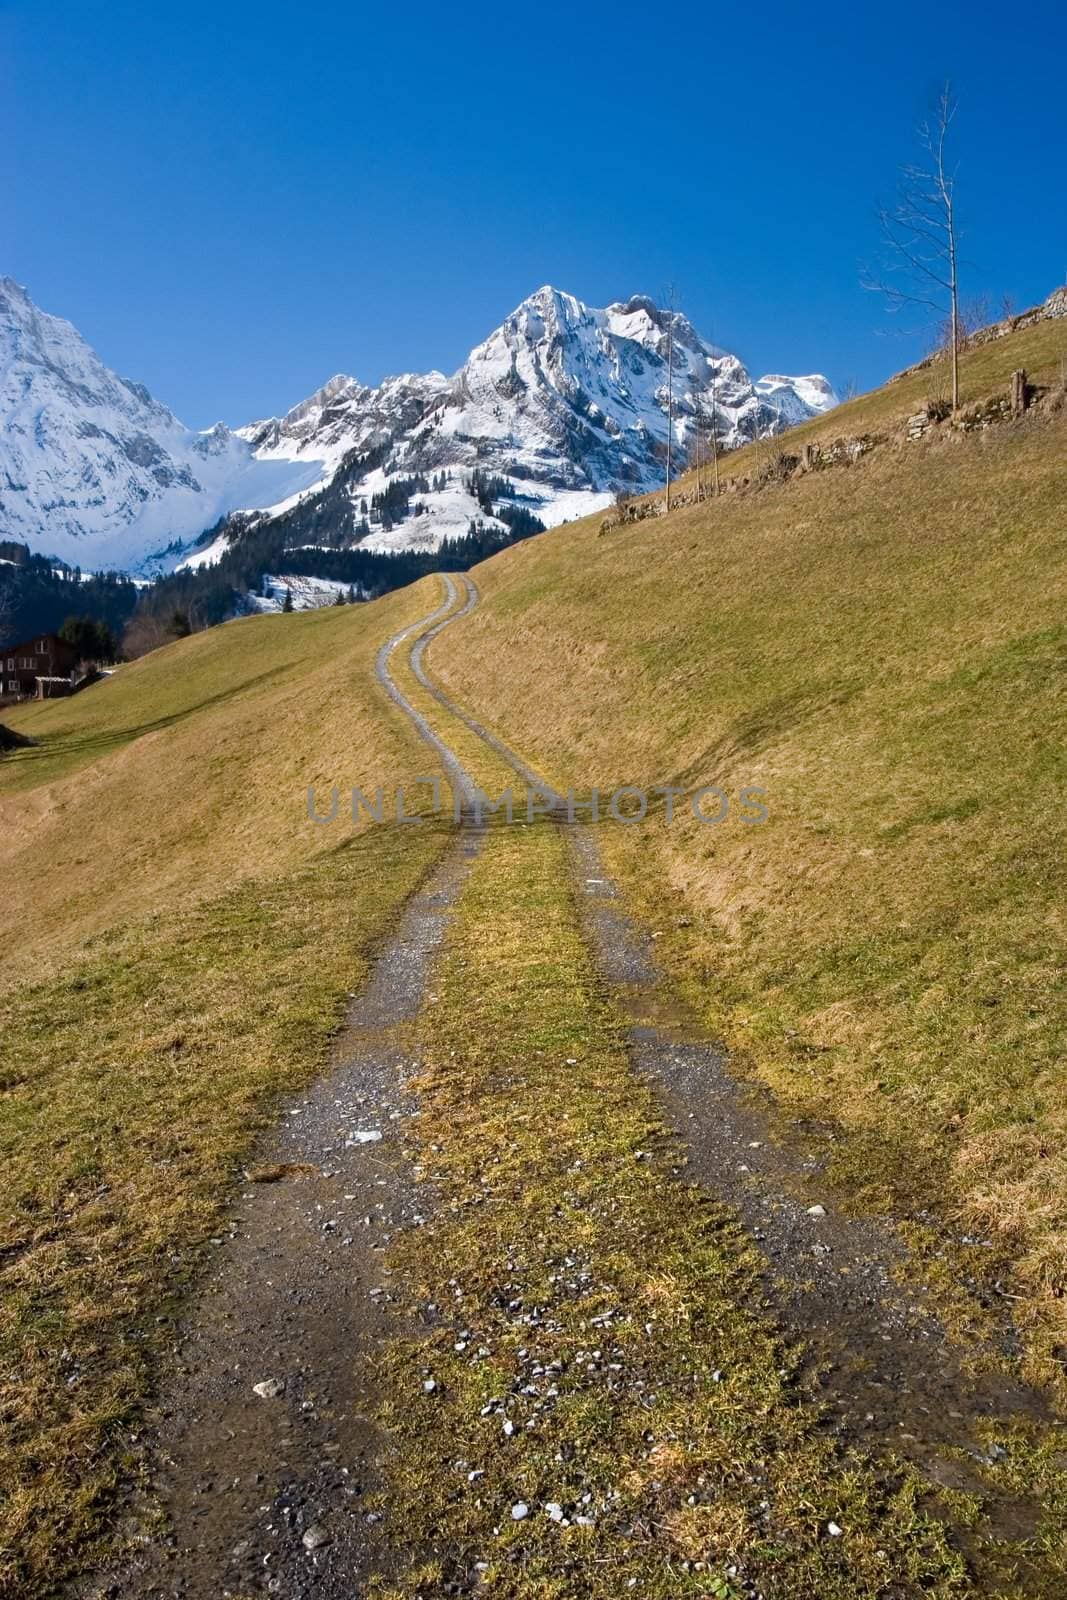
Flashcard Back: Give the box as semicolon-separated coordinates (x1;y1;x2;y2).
0;633;80;702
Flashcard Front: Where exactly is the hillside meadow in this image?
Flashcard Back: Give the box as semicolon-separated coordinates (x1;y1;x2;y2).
0;580;454;991
0;580;460;1593
3;310;1066;1591
430;361;1067;1389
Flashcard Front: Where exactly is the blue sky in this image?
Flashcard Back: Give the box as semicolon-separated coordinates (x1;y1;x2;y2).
4;0;1066;428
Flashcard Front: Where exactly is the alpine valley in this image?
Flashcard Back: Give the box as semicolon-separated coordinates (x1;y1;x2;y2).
0;277;836;585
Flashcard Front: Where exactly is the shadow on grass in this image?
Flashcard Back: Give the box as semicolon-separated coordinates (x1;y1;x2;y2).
0;723;37;753
324;814;461;858
0;666;293;786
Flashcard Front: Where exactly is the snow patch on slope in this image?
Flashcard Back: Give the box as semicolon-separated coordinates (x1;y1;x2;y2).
221;285;837;562
246;573;362;612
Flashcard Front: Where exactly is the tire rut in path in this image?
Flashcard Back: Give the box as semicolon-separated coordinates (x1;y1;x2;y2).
101;573;1061;1596
103;590;486;1600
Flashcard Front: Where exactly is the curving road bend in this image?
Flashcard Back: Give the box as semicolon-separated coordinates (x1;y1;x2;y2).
378;571;565;817
374;574;479;812
409;575;567;808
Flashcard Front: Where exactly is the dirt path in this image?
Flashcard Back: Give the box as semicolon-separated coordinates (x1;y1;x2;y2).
375;575;478;812
103;590;487;1599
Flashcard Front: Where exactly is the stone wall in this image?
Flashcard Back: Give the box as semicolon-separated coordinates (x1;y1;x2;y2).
891;283;1067;380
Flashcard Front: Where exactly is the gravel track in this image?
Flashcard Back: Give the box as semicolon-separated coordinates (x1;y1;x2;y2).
405;574;1058;1537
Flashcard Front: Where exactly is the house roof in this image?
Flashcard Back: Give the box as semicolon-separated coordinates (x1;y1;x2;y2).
0;632;71;656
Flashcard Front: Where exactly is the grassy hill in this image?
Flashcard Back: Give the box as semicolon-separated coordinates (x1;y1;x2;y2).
429;322;1067;1391
0;584;455;991
0;582;461;1592
3;308;1066;1594
670;297;1067;503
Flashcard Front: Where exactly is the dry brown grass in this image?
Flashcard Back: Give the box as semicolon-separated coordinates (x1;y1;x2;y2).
0;578;446;992
0;576;466;1594
0;823;449;1596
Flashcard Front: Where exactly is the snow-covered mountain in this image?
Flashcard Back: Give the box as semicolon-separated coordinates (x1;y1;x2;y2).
228;286;837;557
0;277;319;573
0;279;836;573
240;370;452;477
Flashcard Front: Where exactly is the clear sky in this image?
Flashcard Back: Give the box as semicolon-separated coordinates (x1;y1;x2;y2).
4;0;1066;429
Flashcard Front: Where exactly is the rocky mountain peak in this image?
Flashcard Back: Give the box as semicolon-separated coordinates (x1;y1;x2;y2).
1;281;837;573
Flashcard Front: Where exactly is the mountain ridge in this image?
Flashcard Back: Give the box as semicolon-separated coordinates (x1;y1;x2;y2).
215;283;836;563
0;277;836;574
0;276;321;574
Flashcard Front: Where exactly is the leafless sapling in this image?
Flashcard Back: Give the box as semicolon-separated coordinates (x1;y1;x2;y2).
864;82;963;410
663;283;677;512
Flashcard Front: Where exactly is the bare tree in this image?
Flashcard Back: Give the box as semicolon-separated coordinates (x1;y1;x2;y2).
710;368;721;496
663;283;677;512
122;612;173;659
938;293;988;355
694;402;724;499
689;409;711;498
864;82;963;410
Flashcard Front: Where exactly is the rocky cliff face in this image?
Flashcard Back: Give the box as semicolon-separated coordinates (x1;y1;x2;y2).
230;286;837;556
